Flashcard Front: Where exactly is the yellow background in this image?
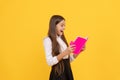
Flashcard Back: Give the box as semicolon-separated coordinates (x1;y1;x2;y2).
0;0;120;80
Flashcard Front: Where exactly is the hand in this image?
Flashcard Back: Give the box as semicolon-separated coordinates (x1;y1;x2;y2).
81;36;88;52
73;45;86;59
57;45;75;61
64;44;76;55
81;45;86;52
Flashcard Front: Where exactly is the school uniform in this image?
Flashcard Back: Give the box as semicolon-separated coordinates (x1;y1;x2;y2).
43;36;75;80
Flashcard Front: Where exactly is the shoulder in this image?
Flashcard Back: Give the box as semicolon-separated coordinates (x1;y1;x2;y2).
43;36;51;41
43;36;52;44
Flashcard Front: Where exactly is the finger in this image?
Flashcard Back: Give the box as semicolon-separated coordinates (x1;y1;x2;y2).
71;47;75;52
72;46;76;50
84;36;88;40
70;44;76;47
82;47;85;51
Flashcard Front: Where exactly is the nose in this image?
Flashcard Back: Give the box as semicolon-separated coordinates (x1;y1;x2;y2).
63;26;65;30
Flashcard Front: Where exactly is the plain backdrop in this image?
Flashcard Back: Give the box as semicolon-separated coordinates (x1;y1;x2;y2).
0;0;120;80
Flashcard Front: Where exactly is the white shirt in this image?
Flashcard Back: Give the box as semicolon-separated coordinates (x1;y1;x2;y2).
43;36;75;66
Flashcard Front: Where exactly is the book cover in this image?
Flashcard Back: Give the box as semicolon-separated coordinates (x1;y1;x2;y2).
70;36;88;54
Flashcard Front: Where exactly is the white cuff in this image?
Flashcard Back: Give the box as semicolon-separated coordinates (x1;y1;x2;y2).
70;54;75;62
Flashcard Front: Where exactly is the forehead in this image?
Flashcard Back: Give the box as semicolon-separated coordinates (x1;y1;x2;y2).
58;20;65;24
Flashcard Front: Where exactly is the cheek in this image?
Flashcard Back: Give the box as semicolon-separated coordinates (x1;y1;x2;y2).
56;26;60;33
56;26;60;31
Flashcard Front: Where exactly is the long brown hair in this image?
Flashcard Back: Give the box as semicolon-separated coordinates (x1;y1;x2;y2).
48;15;69;76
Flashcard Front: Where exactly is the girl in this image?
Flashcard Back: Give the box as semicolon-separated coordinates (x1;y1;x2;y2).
43;15;86;80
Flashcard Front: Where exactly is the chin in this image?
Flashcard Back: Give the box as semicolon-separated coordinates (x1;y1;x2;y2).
57;32;63;36
60;33;63;36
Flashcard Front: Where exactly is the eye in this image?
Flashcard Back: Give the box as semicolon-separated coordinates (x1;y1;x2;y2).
61;24;65;27
61;25;64;27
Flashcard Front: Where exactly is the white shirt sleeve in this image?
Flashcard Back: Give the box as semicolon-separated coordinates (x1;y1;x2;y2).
43;37;59;66
70;53;75;62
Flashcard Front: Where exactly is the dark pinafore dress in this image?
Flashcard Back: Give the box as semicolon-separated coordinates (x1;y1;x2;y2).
49;59;74;80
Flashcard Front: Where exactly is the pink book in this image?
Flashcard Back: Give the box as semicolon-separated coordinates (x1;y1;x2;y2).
70;36;88;54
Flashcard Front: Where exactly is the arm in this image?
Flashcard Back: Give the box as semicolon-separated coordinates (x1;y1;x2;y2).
43;37;58;66
43;37;73;66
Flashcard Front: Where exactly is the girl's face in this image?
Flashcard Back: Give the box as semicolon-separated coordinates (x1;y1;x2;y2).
56;20;65;36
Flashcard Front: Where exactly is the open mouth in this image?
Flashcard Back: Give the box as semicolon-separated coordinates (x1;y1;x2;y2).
60;30;63;33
